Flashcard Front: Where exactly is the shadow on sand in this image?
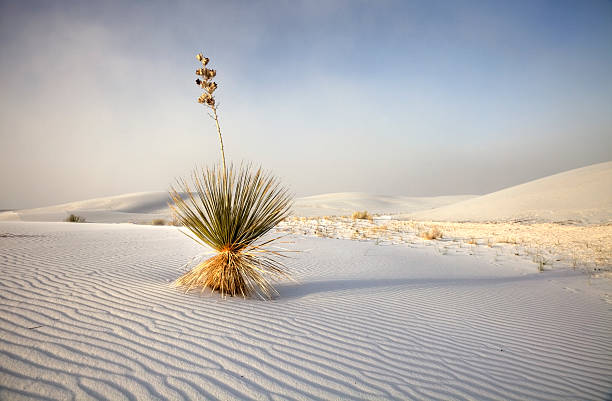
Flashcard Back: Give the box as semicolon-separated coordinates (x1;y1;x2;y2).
274;269;582;300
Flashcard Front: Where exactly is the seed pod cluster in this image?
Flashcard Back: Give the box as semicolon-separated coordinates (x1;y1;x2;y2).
195;53;217;106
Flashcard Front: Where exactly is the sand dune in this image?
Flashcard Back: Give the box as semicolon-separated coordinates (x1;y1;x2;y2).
0;191;476;223
0;192;173;224
1;162;610;225
292;192;475;217
1;221;611;400
408;161;612;224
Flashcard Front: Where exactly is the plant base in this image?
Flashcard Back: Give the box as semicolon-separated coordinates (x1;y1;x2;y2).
173;250;285;299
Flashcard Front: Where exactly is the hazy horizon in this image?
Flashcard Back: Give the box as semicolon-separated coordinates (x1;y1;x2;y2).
1;0;611;209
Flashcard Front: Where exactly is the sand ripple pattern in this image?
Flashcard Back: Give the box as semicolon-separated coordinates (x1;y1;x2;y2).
1;222;611;400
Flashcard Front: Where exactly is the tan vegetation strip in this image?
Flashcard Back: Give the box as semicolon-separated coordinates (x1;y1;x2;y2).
411;221;611;269
279;217;612;270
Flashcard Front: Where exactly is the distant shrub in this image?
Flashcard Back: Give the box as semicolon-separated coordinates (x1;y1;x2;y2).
66;214;85;223
352;210;373;220
152;218;167;226
420;226;442;240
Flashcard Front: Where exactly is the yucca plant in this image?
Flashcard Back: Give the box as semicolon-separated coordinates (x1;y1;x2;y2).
169;52;293;299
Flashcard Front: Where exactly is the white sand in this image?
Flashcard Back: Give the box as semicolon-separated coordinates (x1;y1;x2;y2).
1;162;611;399
407;161;612;224
1;221;611;400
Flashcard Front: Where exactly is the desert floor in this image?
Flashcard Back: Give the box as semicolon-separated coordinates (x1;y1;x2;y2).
1;221;611;400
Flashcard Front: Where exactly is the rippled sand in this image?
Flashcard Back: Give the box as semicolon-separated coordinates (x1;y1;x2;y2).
1;221;611;400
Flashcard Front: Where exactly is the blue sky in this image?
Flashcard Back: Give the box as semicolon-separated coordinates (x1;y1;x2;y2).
1;0;611;208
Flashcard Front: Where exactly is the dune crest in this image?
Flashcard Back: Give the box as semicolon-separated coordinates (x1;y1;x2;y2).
408;161;612;224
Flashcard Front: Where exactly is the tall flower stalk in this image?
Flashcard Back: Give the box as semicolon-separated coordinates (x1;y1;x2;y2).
195;53;226;172
169;52;293;299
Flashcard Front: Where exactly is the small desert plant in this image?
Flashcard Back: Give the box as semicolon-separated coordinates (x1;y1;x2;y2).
533;253;551;272
65;214;85;223
352;210;372;220
169;52;293;299
152;218;167;226
420;226;443;240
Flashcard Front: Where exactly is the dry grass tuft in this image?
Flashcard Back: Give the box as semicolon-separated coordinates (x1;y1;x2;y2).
352;210;373;221
152;218;167;226
174;249;288;298
533;252;552;272
420;226;443;240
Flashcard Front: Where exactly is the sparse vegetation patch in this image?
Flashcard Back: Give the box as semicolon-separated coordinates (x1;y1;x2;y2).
277;217;611;272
